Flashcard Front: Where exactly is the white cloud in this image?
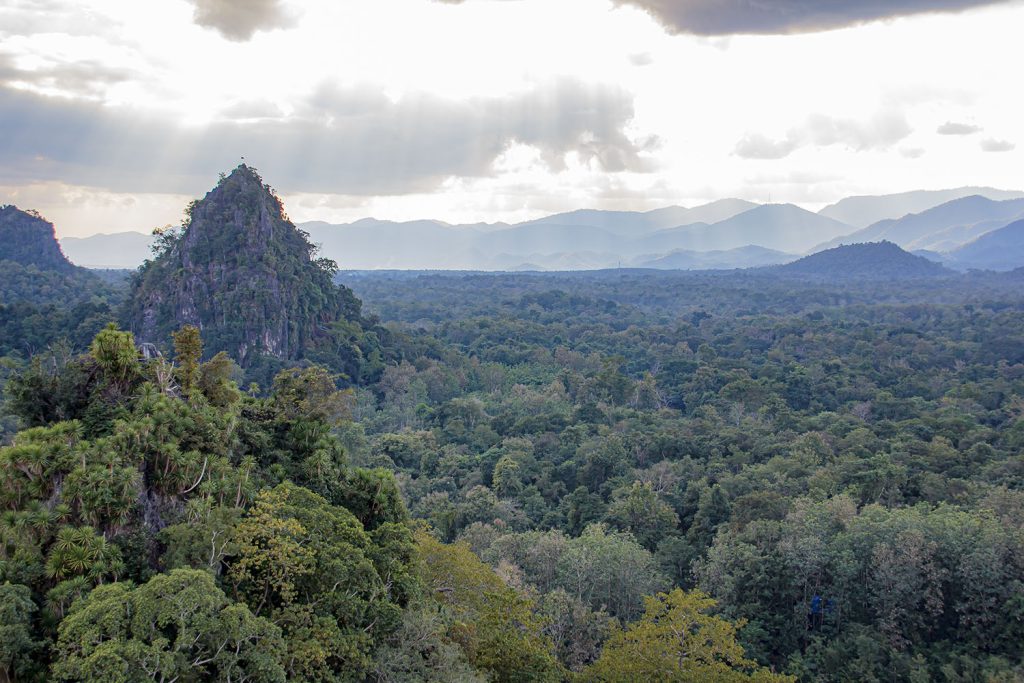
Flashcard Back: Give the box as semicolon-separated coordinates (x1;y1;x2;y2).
980;138;1016;152
735;111;912;159
937;121;982;135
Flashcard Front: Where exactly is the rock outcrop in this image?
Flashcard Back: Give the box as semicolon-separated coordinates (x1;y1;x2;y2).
123;165;363;366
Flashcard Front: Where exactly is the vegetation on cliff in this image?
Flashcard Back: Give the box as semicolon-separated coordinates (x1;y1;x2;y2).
123;166;385;385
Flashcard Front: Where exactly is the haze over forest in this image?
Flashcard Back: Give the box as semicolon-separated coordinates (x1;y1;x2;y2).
3;2;1024;683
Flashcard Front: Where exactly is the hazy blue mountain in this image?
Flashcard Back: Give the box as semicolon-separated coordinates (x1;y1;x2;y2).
61;231;155;268
813;196;1024;252
630;223;711;253
60;192;1024;272
520;198;757;235
907;217;1016;252
60;201;837;271
912;249;947;263
302;203;844;268
778;241;951;279
818;187;1024;228
304;219;479;269
664;204;853;253
635;245;794;269
947;219;1024;271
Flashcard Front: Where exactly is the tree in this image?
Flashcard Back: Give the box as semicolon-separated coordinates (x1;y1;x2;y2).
90;324;141;390
584;589;794;683
173;325;203;398
52;569;285;682
227;483;403;681
604;482;680;551
557;524;667;621
415;529;562;683
0;582;40;683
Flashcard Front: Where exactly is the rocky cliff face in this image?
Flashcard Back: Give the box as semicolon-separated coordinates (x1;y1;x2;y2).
124;165;361;366
0;205;76;272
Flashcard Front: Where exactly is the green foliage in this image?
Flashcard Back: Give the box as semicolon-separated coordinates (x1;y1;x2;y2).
0;582;41;683
345;269;1024;680
0;325;422;682
173;325;203;397
415;529;564;682
52;569;286;682
228;483;403;680
8;258;1024;682
583;589;794;682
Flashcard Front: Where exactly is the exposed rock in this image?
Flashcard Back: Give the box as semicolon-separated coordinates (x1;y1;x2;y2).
123;165;364;366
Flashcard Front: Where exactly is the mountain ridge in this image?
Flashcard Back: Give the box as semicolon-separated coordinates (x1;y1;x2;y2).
947;219;1024;271
812;196;1024;253
818;187;1024;228
53;187;1024;272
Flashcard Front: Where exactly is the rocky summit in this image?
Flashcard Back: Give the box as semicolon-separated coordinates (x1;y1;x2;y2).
123;165;364;367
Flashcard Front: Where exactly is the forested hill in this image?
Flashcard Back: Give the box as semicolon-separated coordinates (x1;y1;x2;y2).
122;165;385;383
0;205;114;308
0;205;76;273
0;206;125;356
778;241;952;279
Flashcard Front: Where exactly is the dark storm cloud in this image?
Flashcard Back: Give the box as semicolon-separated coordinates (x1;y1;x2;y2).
612;0;1012;34
0;80;651;195
187;0;295;41
735;111;911;159
937;121;982;135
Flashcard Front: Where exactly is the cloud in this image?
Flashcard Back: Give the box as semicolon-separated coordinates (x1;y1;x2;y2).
0;79;652;196
733;133;799;160
611;0;1011;35
900;147;926;158
0;51;132;98
186;0;295;41
735;111;912;159
936;121;982;135
0;0;116;39
980;138;1016;152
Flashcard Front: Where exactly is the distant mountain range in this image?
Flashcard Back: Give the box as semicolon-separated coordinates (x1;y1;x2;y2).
61;232;155;269
54;185;1024;272
818;187;1024;229
946;219;1024;271
636;245;791;270
814;196;1024;252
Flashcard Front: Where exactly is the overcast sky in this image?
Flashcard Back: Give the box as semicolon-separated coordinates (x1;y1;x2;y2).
2;0;1023;237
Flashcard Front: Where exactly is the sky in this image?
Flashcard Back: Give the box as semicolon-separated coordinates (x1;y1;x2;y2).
1;0;1023;237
